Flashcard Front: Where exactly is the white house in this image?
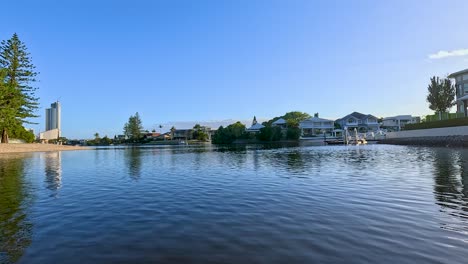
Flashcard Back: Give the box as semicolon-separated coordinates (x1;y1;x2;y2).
246;123;265;133
271;118;287;128
448;68;468;117
382;115;420;131
335;112;380;132
299;116;335;137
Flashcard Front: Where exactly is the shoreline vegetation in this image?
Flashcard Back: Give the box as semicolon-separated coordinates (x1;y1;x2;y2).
0;143;88;154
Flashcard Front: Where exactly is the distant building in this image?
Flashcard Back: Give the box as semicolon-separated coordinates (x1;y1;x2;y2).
299;116;335;137
40;101;61;142
382;115;420;131
45;101;61;131
448;69;468;117
335;112;380;132
246;116;265;133
173;129;194;140
246;123;265;133
271;118;287;129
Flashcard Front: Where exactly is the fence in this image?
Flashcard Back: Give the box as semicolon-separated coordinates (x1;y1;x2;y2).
423;112;464;122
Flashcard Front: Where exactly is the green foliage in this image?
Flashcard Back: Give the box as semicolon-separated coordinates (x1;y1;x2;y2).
192;124;209;141
286;127;301;140
256;111;310;142
403;117;468;131
422;112;464;122
257;126;282;141
124;112;143;141
100;136;112;145
212;122;248;144
0;35;39;120
0;34;39;143
170;126;176;140
8;124;35;143
426;76;455;116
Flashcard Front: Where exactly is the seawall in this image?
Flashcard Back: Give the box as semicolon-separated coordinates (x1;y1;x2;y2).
380;126;468;147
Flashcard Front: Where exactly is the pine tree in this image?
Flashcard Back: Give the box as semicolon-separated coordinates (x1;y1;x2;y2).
123;112;143;141
0;69;21;142
0;33;39;143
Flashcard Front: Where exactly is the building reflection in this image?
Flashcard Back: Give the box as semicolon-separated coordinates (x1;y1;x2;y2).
0;155;33;263
44;151;62;191
432;149;468;228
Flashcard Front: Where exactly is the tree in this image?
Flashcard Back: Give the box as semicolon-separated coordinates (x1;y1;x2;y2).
192;124;209;141
266;111;311;127
426;76;455;120
212;122;247;144
0;70;20;143
100;135;112;145
94;132;100;140
124;112;143;141
0;33;39;143
170;126;176;140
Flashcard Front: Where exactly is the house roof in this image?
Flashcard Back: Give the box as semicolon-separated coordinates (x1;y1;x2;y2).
272;118;286;125
246;123;265;131
448;68;468;78
383;115;412;120
301;117;334;123
337;112;378;122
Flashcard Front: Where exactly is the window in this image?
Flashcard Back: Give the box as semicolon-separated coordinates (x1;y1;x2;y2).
347;118;356;124
463;74;468;81
464;84;468;94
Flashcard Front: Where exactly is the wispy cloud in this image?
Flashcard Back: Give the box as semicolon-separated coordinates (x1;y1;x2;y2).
428;49;468;59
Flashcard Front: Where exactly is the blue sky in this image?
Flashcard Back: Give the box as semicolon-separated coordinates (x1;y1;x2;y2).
2;0;468;138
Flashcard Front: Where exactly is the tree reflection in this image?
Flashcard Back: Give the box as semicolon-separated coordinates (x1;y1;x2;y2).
285;150;306;174
0;155;33;263
43;152;62;191
125;147;142;180
432;148;468;224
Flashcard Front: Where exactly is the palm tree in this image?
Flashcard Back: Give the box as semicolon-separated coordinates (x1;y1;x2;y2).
94;132;100;140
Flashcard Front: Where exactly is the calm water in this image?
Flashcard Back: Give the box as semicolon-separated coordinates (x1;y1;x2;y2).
1;144;468;264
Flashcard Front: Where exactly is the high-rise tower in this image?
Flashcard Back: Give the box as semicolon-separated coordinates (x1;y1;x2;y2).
45;101;61;131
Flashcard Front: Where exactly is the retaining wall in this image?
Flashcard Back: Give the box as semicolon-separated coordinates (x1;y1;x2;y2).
381;126;468;147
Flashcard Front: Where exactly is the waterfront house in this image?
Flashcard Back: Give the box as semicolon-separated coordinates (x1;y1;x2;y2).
144;132;161;140
448;69;468;117
246;116;265;133
299;116;335;137
382;115;420;131
271;118;287;128
335;112;380;132
173;129;194;140
246;123;265;133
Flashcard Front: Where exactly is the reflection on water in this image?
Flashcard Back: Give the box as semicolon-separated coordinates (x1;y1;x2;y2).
125;147;142;180
43;152;62;191
0;155;33;264
432;149;468;233
1;145;468;263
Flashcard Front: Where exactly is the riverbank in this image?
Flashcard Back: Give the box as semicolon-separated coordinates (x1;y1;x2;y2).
0;143;88;154
380;125;468;147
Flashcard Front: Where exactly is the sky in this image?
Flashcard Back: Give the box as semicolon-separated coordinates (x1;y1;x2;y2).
2;0;468;139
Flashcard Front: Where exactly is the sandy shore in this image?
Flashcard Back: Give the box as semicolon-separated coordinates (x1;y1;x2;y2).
0;143;89;154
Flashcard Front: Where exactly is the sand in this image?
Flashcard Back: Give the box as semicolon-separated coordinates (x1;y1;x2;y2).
0;143;89;154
